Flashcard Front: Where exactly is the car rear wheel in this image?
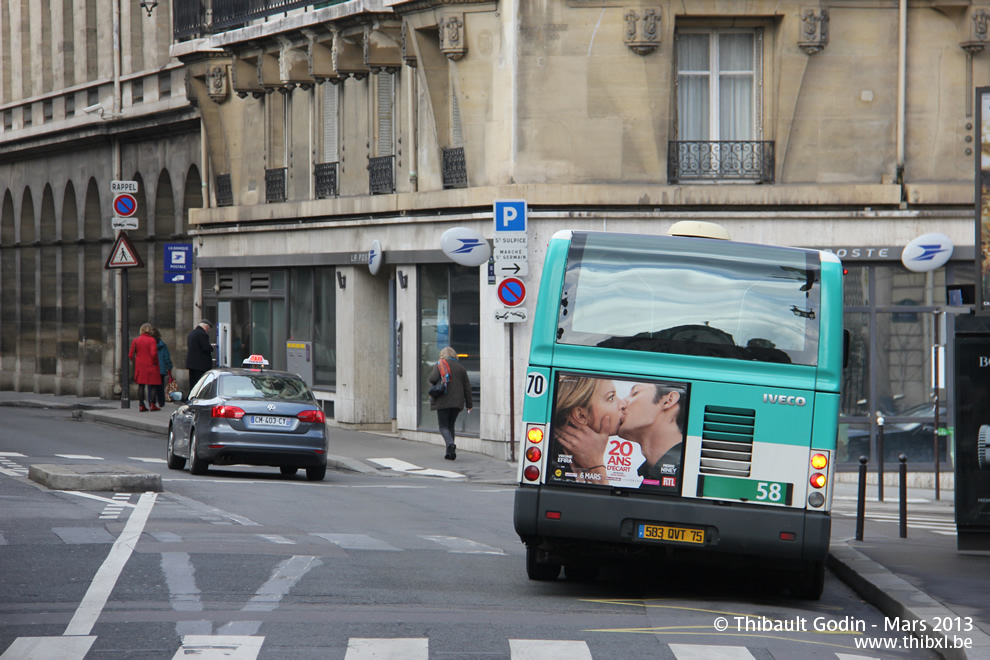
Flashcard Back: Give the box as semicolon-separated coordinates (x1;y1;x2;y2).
306;464;327;481
166;426;186;470
188;430;209;476
279;467;298;476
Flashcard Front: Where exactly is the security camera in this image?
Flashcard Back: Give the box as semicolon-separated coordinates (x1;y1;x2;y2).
82;103;105;116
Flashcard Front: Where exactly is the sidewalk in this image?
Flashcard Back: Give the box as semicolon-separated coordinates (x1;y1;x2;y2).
2;391;988;658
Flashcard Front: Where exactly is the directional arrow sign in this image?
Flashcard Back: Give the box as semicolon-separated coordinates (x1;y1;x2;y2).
104;231;144;269
495;261;528;277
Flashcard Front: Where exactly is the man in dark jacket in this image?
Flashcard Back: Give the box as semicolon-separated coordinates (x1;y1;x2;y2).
186;320;214;392
428;346;473;460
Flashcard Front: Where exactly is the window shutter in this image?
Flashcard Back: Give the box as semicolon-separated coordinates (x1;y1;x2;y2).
452;93;463;147
377;72;394;156
323;83;339;162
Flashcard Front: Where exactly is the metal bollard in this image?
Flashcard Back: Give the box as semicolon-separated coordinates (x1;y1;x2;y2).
899;454;908;539
877;416;885;502
856;455;868;541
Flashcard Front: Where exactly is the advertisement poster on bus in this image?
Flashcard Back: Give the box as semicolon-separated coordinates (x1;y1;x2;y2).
547;373;689;494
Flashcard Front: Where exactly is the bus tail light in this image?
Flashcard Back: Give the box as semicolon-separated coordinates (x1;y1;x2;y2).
521;424;546;484
807;450;831;508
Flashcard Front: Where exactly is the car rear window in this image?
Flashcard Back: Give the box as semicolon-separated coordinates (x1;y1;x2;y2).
219;374;315;401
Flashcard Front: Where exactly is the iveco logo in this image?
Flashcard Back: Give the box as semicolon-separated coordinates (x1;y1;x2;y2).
267;404;276;411
763;393;807;406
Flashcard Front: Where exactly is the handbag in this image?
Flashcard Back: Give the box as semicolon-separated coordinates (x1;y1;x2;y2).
428;359;450;400
165;374;179;400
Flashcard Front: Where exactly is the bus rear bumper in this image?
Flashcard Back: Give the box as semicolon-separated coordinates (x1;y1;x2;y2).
514;486;830;564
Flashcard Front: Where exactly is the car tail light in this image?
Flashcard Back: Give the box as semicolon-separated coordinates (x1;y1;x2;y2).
524;465;540;481
809;473;826;489
527;426;544;443
525;446;542;462
811;453;828;470
297;409;326;424
212;405;245;419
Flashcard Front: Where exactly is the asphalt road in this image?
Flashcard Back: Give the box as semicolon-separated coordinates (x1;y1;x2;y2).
0;408;940;659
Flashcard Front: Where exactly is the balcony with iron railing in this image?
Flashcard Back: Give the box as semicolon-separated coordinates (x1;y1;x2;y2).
667;141;775;184
368;156;394;195
441;147;467;189
173;0;350;40
265;167;287;203
315;162;339;199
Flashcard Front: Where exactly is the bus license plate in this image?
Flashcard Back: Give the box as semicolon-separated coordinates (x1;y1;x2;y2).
637;523;705;545
251;416;290;427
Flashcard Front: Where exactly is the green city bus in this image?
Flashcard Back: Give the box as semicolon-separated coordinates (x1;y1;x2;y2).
513;227;844;599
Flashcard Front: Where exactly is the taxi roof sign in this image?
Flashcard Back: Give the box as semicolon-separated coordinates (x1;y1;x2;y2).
242;355;269;369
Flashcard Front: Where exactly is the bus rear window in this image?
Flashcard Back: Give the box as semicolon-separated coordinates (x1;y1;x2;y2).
556;232;821;366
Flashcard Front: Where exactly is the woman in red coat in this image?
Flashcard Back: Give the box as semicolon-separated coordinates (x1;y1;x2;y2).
129;323;161;412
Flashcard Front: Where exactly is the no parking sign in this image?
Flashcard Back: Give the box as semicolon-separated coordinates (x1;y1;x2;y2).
497;277;526;307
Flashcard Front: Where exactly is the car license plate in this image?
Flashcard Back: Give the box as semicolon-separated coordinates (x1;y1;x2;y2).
637;523;705;545
251;415;290;427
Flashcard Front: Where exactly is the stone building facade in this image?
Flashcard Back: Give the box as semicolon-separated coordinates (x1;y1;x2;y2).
1;0;988;466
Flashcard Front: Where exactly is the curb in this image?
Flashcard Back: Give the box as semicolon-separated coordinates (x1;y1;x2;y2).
81;409;169;435
828;543;990;660
28;464;163;493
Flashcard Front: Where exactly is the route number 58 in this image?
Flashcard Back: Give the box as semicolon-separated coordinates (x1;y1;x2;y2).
756;482;783;502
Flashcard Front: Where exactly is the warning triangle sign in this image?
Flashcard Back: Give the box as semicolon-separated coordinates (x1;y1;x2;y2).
104;231;144;269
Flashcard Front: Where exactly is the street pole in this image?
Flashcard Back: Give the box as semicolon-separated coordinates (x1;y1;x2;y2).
933;309;941;500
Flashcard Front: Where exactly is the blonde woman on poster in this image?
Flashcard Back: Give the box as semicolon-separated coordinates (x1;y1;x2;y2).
552;375;626;485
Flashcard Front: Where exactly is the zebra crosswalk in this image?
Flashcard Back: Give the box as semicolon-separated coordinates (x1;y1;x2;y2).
832;499;956;536
2;635;886;660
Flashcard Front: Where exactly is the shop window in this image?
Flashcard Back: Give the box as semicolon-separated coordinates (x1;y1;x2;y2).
418;263;480;436
314;267;337;387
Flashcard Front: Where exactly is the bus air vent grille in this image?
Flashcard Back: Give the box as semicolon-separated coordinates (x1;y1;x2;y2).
700;405;755;477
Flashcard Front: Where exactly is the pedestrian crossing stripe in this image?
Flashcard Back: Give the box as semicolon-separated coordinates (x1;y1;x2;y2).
3;636;887;660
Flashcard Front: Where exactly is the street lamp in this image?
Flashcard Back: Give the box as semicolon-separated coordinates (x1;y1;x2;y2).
139;0;158;16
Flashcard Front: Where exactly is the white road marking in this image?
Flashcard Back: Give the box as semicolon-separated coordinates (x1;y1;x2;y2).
171;635;263;660
258;534;295;544
419;535;506;555
0;452;26;457
63;491;157;636
217;556;321;636
161;551;210;637
367;457;465;479
129;456;167;463
345;638;428;659
669;644;756;660
509;640;592;660
313;533;401;551
62;490;137;508
55;454;103;460
0;636;96;660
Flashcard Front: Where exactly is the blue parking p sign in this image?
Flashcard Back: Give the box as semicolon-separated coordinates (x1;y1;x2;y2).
494;199;527;233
